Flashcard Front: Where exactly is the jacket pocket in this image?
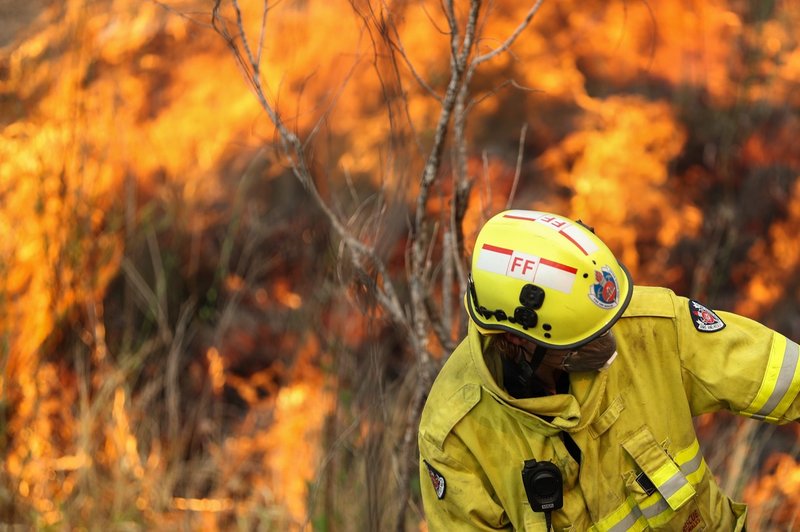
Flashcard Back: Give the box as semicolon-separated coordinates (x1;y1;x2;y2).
621;426;705;530
730;500;747;532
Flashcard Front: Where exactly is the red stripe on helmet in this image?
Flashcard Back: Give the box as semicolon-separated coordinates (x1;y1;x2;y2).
481;243;513;255
540;257;578;273
558;230;589;255
502;213;540;222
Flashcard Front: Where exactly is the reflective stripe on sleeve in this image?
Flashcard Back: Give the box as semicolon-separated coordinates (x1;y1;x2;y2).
589;495;648;532
674;438;706;485
742;334;800;422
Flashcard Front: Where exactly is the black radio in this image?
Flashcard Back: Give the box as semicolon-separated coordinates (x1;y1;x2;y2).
521;459;563;530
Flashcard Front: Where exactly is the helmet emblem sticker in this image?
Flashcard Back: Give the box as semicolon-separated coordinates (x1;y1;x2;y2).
588;266;619;309
476;244;577;293
689;300;726;332
424;460;446;499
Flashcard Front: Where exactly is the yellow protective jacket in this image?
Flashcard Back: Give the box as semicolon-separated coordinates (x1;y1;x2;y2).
418;286;800;531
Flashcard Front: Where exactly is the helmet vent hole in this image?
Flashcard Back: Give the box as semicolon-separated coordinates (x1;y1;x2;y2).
542;323;552;331
583;273;588;278
544;333;551;338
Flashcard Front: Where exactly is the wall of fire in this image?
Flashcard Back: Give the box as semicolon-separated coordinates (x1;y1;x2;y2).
0;0;798;529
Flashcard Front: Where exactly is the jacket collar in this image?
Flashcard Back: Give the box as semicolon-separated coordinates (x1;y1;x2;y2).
467;322;608;433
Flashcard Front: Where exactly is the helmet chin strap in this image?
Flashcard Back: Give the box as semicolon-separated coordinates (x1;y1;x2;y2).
495;334;549;369
530;343;548;372
500;341;554;399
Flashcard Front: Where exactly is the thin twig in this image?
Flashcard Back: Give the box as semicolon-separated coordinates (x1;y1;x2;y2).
472;0;544;67
465;78;541;115
380;2;441;101
506;122;528;209
213;1;414;342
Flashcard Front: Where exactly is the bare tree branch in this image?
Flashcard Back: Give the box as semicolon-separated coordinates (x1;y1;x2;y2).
410;0;480;350
506;122;528;209
211;1;545;528
472;0;544;67
212;0;415;346
350;0;428;160
381;9;442;102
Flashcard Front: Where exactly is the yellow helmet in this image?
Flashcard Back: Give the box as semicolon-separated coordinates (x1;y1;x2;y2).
465;210;633;348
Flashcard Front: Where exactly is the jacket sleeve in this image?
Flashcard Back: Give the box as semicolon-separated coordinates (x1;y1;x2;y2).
675;296;800;423
419;435;510;531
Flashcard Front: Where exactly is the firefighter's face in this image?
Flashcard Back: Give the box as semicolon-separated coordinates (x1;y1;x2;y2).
499;330;618;372
541;330;617;372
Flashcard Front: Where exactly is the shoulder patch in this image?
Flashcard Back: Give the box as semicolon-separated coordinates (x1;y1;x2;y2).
424;460;446;499
688;300;725;332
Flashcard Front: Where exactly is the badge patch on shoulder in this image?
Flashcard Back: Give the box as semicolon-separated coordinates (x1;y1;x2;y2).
424;460;446;499
689;300;725;332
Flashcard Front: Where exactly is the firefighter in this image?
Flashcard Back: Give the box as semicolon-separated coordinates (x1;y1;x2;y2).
418;209;800;531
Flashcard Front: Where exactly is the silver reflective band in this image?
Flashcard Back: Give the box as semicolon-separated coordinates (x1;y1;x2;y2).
679;448;703;477
752;339;799;420
641;497;670;519
608;505;644;532
658;470;689;501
